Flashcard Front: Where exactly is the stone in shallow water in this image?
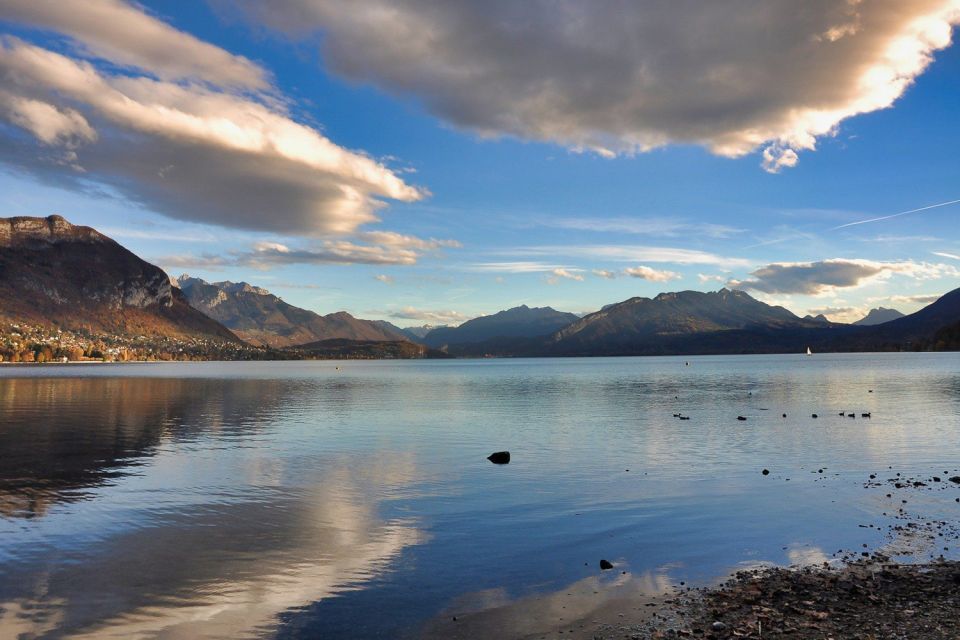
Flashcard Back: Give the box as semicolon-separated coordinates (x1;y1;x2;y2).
487;451;510;464
599;559;614;570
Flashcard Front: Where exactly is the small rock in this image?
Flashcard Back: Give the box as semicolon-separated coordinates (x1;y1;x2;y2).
600;559;614;570
711;621;727;631
737;416;747;421
487;451;510;464
762;469;770;476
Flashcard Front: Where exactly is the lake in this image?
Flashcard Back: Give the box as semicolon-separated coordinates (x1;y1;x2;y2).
1;353;959;638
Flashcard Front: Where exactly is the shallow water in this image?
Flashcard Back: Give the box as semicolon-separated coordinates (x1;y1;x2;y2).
0;353;958;638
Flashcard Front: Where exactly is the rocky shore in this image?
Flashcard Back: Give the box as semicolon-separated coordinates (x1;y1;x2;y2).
624;559;960;639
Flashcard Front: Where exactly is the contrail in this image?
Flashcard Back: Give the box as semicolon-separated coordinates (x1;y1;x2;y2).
832;198;960;230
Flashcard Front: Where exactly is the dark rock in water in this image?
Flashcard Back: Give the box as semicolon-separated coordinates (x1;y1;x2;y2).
812;414;818;418
762;469;770;475
782;413;786;418
487;451;510;464
600;559;614;570
679;415;690;420
950;476;960;484
737;416;747;421
862;412;871;418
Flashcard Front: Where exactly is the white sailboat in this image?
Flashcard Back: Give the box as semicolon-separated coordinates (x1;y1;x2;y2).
806;347;813;356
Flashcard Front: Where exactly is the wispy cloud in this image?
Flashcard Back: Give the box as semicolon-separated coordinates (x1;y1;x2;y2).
592;269;617;279
374;274;394;284
154;232;457;270
544;217;743;238
507;245;750;268
467;261;580;274
933;251;960;260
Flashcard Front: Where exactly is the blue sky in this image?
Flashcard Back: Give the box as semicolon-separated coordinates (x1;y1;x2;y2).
1;0;959;325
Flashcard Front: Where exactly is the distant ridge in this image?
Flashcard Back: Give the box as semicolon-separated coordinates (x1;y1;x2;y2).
853;307;905;326
177;275;411;348
550;289;822;355
0;215;238;341
421;305;578;349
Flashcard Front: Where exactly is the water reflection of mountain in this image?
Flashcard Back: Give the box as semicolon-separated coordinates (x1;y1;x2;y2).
0;377;290;518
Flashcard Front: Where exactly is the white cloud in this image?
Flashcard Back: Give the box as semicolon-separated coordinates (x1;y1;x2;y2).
0;4;424;236
933;251;960;260
761;145;799;174
624;265;681;282
236;0;960;169
731;258;960;295
546;267;585;284
387;307;471;325
0;91;96;147
698;273;727;284
374;274;394;284
592;269;617;279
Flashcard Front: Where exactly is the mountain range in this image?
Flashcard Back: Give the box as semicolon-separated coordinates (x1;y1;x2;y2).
176;275;409;348
2;215;957;359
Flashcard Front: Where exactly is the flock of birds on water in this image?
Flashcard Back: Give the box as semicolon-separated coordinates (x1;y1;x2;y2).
670;387;875;423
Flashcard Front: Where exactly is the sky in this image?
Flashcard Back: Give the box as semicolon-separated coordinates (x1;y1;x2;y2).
0;0;959;326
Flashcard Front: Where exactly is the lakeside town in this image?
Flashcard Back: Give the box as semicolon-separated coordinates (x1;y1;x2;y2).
0;323;267;363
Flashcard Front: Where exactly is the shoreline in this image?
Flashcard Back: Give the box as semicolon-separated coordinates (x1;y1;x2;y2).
421;463;960;639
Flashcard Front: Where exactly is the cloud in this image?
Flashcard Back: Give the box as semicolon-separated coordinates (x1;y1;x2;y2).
592;269;617;279
468;261;580;273
237;0;960;170
374;274;394;284
698;273;727;284
933;251;960;260
0;4;424;236
510;245;750;267
386;306;471;325
624;265;681;282
2;0;269;88
874;293;942;305
730;258;960;295
807;305;864;323
546;267;585;284
154;233;456;270
546;217;743;238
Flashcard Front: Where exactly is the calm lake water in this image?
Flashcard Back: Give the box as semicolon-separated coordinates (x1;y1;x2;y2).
1;353;959;638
